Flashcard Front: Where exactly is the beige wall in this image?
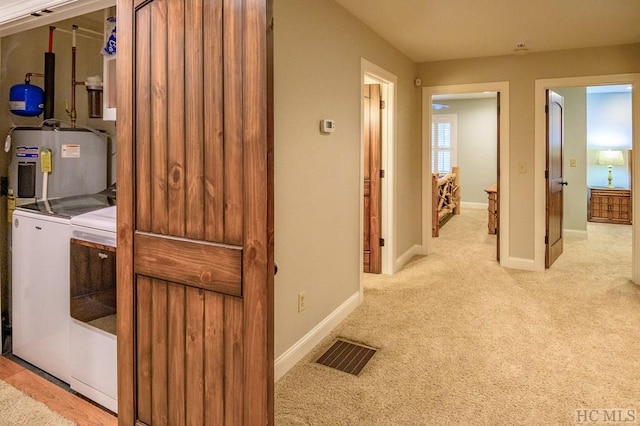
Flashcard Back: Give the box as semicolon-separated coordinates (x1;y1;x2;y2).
418;44;640;258
273;0;420;357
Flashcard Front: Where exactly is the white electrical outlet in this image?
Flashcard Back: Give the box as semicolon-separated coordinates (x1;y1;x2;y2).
298;291;306;312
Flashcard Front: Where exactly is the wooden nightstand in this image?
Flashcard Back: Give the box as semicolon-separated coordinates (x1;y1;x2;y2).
484;183;498;234
588;187;631;224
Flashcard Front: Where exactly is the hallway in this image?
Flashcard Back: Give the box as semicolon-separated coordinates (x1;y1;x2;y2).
275;208;639;425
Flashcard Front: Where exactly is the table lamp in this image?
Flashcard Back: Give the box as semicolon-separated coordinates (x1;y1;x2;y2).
596;150;625;188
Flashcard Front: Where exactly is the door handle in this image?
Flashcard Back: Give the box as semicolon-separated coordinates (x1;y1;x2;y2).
561;181;568;186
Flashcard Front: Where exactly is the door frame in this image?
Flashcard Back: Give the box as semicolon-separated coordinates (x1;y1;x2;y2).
360;59;396;281
534;74;640;281
421;81;510;263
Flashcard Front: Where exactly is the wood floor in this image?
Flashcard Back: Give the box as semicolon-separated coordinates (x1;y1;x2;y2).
0;355;117;425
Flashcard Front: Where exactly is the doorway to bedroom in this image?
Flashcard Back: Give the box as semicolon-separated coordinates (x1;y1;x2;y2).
422;82;509;264
538;82;633;277
427;89;501;262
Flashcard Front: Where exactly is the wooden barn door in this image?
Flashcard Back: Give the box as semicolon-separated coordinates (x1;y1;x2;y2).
117;0;274;424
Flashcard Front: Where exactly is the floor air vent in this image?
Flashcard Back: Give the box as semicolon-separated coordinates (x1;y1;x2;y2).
315;339;377;376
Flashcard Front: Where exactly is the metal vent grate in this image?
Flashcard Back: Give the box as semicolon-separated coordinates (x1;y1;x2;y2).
315;339;377;376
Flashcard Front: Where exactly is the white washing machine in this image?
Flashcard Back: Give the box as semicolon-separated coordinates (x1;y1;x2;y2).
69;205;117;413
12;209;72;383
11;191;115;384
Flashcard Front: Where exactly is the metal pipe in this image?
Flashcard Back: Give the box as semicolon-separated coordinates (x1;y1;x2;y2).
70;25;82;126
48;26;54;53
24;72;44;83
52;26;103;40
44;26;55;120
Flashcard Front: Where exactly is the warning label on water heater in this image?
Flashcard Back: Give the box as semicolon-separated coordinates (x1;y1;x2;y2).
16;146;39;158
62;144;80;158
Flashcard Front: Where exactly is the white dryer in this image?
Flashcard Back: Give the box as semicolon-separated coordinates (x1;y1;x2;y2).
69;205;118;413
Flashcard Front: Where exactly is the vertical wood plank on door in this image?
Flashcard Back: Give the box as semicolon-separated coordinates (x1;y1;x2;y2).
204;0;225;243
167;283;186;426
151;279;168;425
136;276;153;425
368;84;381;273
243;1;270;421
266;0;275;416
224;296;244;425
223;0;244;246
116;0;135;421
167;0;186;238
151;0;169;235
185;0;205;239
136;5;152;232
204;292;224;425
185;287;205;424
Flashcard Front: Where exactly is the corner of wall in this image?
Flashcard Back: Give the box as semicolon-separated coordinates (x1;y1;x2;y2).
274;291;360;381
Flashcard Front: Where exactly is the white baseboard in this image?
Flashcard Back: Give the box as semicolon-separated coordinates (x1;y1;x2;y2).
394;244;424;272
502;256;539;271
275;292;360;382
461;201;488;210
70;378;118;414
564;229;588;240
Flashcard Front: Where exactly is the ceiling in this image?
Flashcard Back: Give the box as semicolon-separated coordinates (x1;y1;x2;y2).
333;0;640;62
2;0;639;61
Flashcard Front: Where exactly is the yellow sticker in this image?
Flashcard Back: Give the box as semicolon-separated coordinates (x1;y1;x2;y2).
41;148;52;173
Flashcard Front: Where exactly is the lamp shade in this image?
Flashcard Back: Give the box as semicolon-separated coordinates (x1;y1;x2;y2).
597;150;625;166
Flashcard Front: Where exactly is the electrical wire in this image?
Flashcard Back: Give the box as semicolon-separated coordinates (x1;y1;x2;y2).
39;118;112;140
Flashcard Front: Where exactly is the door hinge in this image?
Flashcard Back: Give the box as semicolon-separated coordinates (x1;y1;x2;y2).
380;169;385;178
380;100;386;109
545;235;549;244
545;170;549;179
379;238;385;247
545;105;549;114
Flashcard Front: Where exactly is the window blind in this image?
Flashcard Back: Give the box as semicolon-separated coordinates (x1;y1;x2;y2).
431;114;457;174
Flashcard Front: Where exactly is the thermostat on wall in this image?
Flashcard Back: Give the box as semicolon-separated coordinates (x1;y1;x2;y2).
320;119;336;134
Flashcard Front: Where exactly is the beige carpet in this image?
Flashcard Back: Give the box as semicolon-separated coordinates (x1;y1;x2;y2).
275;208;640;425
0;379;75;426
